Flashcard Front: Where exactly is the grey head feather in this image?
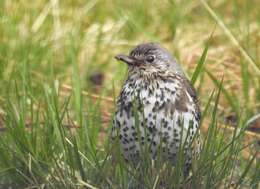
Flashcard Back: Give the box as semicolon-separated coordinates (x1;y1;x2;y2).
129;42;185;76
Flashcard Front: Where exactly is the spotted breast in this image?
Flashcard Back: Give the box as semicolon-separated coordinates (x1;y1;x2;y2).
112;43;201;174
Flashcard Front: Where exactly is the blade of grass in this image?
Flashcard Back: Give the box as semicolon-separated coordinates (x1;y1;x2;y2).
200;0;260;76
191;27;215;85
234;152;257;189
206;70;239;114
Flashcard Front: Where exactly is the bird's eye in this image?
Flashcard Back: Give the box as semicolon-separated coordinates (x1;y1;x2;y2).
146;55;155;63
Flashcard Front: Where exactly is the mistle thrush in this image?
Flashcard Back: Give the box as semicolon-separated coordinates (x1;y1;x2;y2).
112;43;201;175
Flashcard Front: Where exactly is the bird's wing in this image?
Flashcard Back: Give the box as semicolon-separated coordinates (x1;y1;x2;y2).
182;77;201;122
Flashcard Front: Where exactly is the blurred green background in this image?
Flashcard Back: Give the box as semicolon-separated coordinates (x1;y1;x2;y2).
0;0;259;188
1;0;259;118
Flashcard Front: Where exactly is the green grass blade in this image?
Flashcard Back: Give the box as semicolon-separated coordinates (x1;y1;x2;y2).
191;29;214;85
200;0;260;76
234;152;257;189
206;69;239;114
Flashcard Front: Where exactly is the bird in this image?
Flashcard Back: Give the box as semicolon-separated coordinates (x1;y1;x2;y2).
112;42;201;176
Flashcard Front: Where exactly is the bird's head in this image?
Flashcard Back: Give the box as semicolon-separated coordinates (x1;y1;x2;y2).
115;43;184;76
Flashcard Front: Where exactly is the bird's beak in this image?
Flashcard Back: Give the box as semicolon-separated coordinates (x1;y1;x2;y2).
115;54;139;66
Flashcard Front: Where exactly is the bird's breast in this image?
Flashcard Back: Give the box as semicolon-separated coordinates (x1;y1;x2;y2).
118;76;197;129
113;75;200;162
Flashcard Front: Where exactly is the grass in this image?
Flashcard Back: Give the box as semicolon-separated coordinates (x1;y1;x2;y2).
0;0;259;188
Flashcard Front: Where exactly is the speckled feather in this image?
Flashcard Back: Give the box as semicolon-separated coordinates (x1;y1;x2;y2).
112;43;201;174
